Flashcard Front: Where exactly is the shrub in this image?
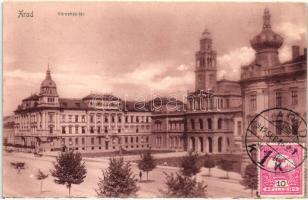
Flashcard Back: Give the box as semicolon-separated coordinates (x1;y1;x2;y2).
180;152;202;177
161;172;207;197
96;157;139;197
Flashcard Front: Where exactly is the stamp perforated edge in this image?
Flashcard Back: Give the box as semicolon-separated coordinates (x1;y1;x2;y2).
258;142;306;198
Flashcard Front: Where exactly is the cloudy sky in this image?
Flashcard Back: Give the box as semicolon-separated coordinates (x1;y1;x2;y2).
3;2;307;116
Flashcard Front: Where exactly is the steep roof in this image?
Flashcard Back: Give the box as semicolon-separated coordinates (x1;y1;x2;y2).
59;98;88;110
82;93;121;101
148;97;184;106
122;101;150;112
22;94;40;101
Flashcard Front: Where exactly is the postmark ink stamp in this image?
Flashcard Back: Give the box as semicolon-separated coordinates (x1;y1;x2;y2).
245;107;307;173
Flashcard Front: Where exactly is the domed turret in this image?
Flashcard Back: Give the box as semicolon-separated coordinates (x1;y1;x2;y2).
250;8;284;67
39;67;58;97
250;9;283;51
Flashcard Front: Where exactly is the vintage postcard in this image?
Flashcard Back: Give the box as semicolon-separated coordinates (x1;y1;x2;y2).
2;1;307;198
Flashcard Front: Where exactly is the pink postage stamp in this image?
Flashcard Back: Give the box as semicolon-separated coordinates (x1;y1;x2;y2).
258;143;305;197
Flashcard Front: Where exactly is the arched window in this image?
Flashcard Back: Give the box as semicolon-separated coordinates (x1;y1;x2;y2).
199;119;204;130
218;137;223;152
207;118;212;130
199;137;204;152
191;119;195;130
191;137;196;151
218;118;223;129
208;137;213;153
225;119;229;129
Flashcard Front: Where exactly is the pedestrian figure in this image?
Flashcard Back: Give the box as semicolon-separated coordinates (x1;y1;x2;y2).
256;191;260;198
139;171;142;182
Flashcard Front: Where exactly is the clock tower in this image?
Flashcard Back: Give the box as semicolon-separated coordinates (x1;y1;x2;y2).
195;29;217;91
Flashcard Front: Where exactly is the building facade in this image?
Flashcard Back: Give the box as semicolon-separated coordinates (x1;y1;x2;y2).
150;97;186;151
13;69;152;152
240;9;307;173
150;30;243;155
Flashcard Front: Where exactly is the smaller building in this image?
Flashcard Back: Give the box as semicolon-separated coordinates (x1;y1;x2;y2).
3;115;15;146
150;97;186;151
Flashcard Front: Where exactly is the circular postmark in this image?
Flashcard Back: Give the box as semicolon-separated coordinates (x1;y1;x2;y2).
245;107;307;173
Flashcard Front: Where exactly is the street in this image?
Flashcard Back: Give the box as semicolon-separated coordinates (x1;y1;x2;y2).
3;152;251;198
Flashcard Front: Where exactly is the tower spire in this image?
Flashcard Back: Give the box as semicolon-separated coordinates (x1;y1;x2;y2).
263;8;271;29
46;63;51;80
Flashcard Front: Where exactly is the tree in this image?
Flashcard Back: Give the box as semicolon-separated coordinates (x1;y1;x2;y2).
50;151;87;197
137;150;156;181
180;151;201;177
96;157;139;197
241;164;258;197
219;160;233;178
203;155;216;176
161;172;207;197
36;169;48;193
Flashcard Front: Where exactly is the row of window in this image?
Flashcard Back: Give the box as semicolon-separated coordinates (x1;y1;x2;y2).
61;114;151;124
154;121;185;131
17;112;55;125
61;126;145;134
59;136;149;146
190;118;230;130
197;56;215;68
47;97;56;103
189;136;230;153
249;90;298;111
190;97;230;110
62;115;86;123
51;144;151;152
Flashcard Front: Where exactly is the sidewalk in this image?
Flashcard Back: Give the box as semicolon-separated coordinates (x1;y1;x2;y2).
41;150;188;161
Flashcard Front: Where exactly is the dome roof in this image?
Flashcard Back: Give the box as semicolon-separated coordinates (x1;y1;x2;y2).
201;29;211;40
39;68;58;96
41;69;57;88
250;8;283;51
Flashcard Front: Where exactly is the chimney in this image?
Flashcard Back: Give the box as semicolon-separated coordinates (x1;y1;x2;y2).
292;46;300;60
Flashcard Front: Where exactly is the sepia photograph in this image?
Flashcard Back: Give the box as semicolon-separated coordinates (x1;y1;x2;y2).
2;2;307;198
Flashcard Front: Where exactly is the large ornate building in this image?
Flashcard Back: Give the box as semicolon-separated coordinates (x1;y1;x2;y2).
13;69;152;152
150;29;243;155
240;9;307;172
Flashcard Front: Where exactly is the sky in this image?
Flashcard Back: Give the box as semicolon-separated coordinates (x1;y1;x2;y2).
3;2;307;116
